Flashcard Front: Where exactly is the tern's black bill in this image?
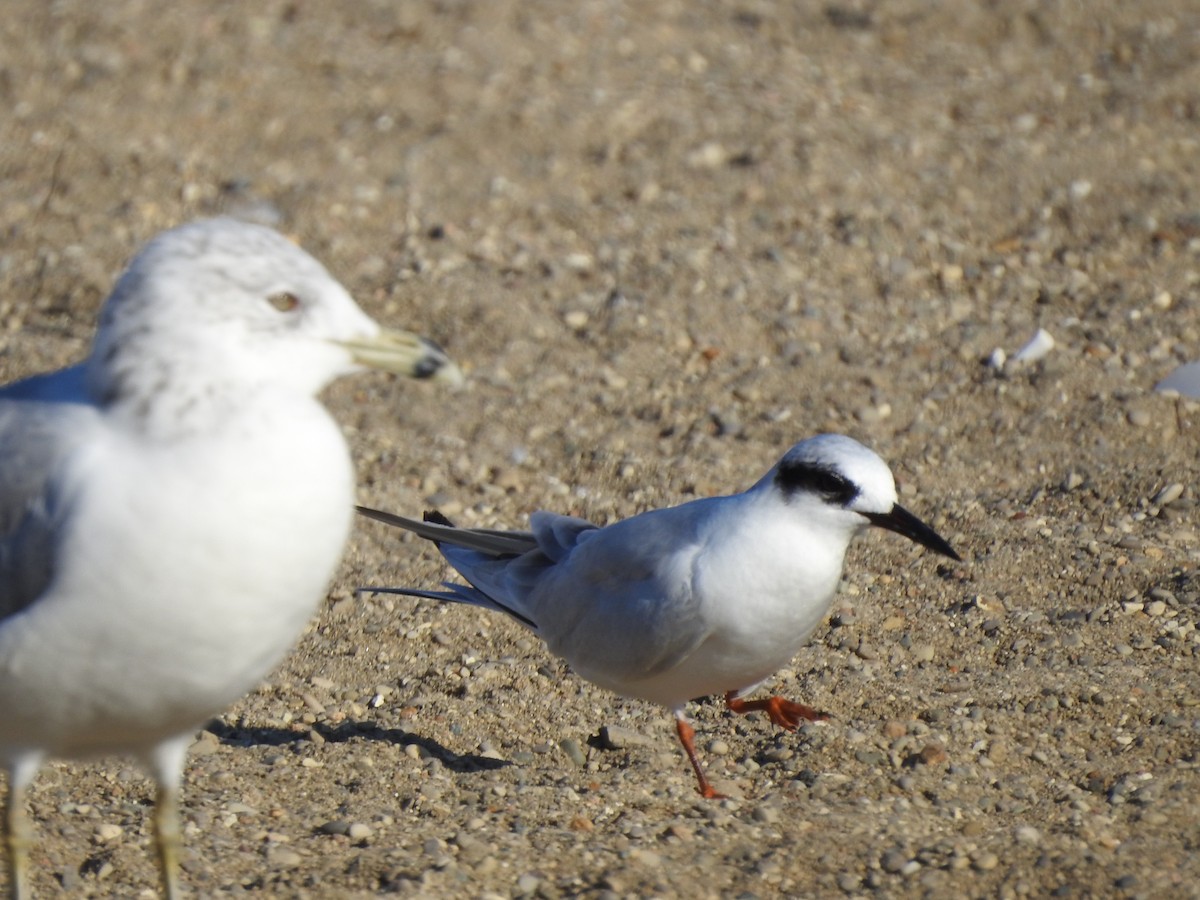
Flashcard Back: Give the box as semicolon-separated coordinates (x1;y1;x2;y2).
865;504;961;561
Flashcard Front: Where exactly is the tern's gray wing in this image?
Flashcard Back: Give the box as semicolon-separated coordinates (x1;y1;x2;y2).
359;502;721;691
527;511;599;562
0;367;97;621
529;504;718;683
426;512;601;615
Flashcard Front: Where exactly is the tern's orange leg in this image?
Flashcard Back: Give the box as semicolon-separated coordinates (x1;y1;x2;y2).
724;691;830;731
674;714;727;800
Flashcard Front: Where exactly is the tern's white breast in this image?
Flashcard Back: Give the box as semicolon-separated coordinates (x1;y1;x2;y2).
623;492;852;708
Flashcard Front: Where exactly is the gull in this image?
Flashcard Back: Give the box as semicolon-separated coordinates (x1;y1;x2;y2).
0;217;461;899
358;434;960;799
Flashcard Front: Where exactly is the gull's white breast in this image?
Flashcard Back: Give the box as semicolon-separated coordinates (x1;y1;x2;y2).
0;390;353;757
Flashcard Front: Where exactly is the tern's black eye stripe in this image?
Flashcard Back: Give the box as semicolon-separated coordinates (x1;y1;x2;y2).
775;460;860;505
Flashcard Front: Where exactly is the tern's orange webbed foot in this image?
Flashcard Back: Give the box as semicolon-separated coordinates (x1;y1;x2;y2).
724;691;831;731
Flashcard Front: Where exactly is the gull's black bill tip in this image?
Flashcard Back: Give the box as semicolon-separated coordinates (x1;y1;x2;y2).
865;504;961;562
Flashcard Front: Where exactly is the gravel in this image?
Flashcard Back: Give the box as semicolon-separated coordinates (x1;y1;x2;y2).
2;1;1199;898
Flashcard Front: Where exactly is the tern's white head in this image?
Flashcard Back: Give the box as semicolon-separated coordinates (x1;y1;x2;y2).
759;434;960;560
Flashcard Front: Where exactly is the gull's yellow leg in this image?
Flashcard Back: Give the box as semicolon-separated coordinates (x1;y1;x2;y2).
5;755;42;900
146;736;190;900
154;780;181;900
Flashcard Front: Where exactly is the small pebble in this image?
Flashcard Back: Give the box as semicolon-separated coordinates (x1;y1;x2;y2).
752;805;781;825
1015;825;1041;845
629;847;663;867
563;310;589;330
599;724;654;750
837;872;862;892
564;252;594;275
190;731;221;756
855;748;885;766
268;847;303;869
1152;483;1184;506
939;264;964;288
513;873;542;897
558;738;586;767
665;823;693;841
914;743;949;766
910;643;935;663
972;851;1000;871
686;141;727;169
94;823;123;843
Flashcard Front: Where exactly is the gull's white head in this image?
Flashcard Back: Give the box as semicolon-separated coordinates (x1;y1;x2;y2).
86;217;459;412
761;434;960;560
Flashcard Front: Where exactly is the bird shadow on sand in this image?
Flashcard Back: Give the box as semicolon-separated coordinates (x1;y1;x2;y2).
203;718;509;774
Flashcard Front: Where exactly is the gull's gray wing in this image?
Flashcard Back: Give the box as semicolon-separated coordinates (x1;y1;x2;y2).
0;364;88;403
0;366;97;621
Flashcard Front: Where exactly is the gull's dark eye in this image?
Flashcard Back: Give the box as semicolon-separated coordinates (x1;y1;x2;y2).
266;291;300;313
775;460;859;505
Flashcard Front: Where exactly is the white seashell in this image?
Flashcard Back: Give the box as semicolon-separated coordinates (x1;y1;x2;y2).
1155;362;1200;398
1011;328;1055;364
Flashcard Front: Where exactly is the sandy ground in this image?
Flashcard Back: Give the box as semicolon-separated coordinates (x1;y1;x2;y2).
1;1;1199;897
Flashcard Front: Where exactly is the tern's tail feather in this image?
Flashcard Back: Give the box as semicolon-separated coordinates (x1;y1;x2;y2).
356;505;543;630
358;584;537;629
356;505;538;557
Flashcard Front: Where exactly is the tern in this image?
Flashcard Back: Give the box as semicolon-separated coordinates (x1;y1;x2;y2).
358;434;960;798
